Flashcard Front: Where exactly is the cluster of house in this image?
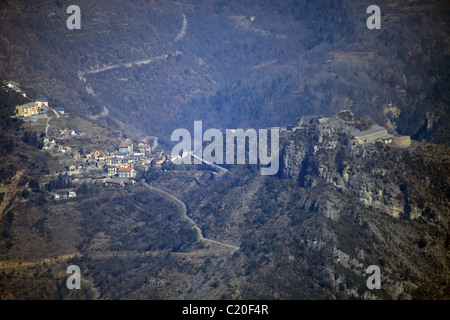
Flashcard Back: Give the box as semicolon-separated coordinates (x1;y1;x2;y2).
54;137;167;187
45;136;168;191
58;129;82;138
105;138;165;172
53;191;77;200
42;129;83;151
103;138;166;186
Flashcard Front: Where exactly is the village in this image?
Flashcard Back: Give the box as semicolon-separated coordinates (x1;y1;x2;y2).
42;125;170;200
5;80;171;200
47;135;168;196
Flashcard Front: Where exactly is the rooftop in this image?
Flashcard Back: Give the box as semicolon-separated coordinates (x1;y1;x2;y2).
351;125;386;137
17;102;38;109
119;139;133;148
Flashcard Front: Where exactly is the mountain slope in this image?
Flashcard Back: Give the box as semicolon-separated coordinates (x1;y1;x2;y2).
180;111;449;299
1;0;449;144
0;0;449;300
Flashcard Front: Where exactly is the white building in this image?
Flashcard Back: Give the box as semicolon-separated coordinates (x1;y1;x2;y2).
118;167;137;179
118;139;134;154
351;125;389;145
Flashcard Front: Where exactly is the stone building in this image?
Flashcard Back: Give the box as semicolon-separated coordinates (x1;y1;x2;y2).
351;125;389;144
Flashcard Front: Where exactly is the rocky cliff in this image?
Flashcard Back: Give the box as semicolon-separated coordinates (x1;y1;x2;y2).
271;111;450;299
280;110;440;221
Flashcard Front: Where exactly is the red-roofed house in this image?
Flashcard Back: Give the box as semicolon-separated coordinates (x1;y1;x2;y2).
118;167;137;178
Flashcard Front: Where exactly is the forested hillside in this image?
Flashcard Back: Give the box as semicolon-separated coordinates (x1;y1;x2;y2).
0;0;449;145
0;0;449;301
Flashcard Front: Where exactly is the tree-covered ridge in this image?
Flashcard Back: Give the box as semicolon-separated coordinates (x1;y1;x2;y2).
1;1;449;145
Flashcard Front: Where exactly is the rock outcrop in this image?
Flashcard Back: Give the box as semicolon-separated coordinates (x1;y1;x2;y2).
280;110;427;220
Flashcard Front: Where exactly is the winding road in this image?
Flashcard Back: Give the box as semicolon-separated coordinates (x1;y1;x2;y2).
89;106;110;120
142;181;239;252
77;12;188;97
174;13;187;42
74;12;238;252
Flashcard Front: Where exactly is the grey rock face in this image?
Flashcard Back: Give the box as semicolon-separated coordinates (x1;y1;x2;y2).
280;111;436;220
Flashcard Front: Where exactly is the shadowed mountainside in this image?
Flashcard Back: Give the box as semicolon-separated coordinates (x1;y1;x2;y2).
0;0;449;145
